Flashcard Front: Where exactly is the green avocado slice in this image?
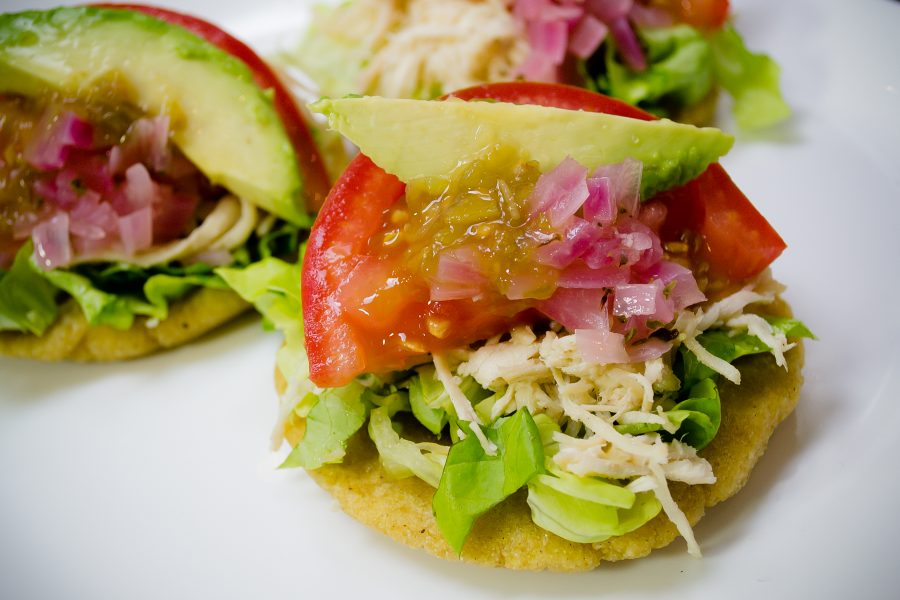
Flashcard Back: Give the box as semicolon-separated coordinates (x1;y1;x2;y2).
312;96;734;199
0;7;307;225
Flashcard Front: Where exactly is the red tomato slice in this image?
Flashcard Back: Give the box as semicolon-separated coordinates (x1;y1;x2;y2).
93;4;330;211
303;82;784;387
654;0;731;30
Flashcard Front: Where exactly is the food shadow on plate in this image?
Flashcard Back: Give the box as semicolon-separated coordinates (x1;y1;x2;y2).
0;311;263;403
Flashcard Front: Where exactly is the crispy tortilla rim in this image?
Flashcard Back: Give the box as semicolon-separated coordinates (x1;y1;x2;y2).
0;288;249;362
278;304;804;571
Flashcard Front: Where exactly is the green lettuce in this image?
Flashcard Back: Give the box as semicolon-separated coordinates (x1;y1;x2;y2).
596;25;715;118
679;317;815;390
408;364;489;436
709;24;791;130
368;406;444;488
527;475;660;544
615;378;721;450
0;242;58;335
280;381;368;470
432;408;544;554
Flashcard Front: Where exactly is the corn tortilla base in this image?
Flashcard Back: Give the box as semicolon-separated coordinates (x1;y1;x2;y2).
0;287;249;362
278;306;805;571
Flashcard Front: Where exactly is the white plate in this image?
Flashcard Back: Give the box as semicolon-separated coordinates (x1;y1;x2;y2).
2;1;899;598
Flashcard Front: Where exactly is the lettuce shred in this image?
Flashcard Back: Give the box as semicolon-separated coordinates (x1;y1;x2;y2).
584;22;789;130
0;220;303;336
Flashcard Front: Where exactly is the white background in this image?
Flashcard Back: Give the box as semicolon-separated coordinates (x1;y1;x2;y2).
1;0;899;598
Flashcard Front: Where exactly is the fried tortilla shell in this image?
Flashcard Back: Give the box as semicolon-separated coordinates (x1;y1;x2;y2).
278;310;804;571
0;287;249;362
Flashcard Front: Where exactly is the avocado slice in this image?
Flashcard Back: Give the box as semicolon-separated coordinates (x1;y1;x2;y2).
312;96;734;199
0;7;307;225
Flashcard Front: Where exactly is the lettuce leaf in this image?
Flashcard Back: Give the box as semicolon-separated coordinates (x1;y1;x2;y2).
679;317;815;390
368;406;444;487
0;242;58;335
527;475;660;544
280;381;368;470
589;25;714;118
432;408;544;554
408;364;489;436
616;378;721;450
709;24;790;130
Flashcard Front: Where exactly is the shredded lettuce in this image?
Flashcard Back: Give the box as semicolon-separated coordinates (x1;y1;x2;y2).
408;364;488;436
709;24;791;130
368;406;444;487
280;381;368;470
679;317;815;390
432;408;544;554
0;242;59;335
527;475;661;544
616;378;721;450
594;25;715;118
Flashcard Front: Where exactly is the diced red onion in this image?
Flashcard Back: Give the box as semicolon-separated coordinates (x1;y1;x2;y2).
558;262;629;289
537;288;608;330
593;158;642;218
529;157;589;227
612;281;661;317
568;14;609;59
608;15;647;71
576;327;630;364
628;2;674;28
580;232;620;269
430;248;487;301
121;163;157;213
23;111;93;171
534;220;600;269
109;116;171;175
117;207;153;255
69;191;113;241
527;19;569;66
627;338;673;362
611;279;674;325
586;0;633;22
31;213;71;270
641;261;706;310
514;0;584;23
515;51;560;82
583;176;615;225
616;217;663;269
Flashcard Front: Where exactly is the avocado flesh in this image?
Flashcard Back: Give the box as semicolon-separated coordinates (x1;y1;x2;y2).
0;7;307;226
312;97;734;200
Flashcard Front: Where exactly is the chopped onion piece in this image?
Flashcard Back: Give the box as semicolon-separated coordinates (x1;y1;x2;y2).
575;327;630;364
118;207;154;255
24;111;93;171
608;15;647;71
32;213;71;270
586;0;633;22
568;14;609;59
537;288;607;330
529;157;589;226
583;176;615;224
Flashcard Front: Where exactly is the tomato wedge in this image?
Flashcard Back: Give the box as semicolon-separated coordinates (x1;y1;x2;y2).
303;82;784;387
94;4;330;211
654;0;731;30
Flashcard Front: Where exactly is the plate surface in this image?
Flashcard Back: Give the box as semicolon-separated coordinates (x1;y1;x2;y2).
1;1;899;598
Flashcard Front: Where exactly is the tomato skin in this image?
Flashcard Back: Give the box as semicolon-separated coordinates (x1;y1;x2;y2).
653;0;730;29
302;156;405;387
304;82;784;387
450;82;655;121
92;4;331;211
